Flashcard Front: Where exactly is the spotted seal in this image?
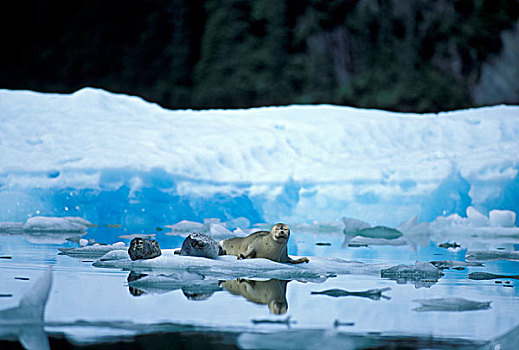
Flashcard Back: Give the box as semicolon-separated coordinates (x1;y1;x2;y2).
128;237;162;261
220;223;309;264
174;232;221;259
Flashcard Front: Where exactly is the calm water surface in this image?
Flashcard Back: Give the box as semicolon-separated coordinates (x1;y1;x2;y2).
1;221;518;349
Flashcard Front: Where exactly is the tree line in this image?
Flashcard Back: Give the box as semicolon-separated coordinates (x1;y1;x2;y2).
1;0;518;112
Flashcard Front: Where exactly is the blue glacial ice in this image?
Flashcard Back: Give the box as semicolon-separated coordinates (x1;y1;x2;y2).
0;87;518;231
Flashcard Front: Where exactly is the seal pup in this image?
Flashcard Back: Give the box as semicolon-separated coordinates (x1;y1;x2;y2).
174;232;221;259
219;223;309;264
128;237;162;261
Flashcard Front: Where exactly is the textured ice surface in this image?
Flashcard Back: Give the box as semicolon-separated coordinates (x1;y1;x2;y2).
1;88;518;228
93;249;386;281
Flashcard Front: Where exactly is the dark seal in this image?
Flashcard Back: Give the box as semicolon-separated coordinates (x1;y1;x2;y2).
174;232;221;259
128;237;162;261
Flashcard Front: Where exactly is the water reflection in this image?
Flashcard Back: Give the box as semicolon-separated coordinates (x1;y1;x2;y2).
126;271;222;300
311;287;391;301
220;279;289;315
0;268;52;350
127;272;291;315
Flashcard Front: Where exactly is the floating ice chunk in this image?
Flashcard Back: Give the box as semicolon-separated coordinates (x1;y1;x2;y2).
0;222;24;233
58;242;127;258
346;236;407;247
430;260;484;270
0;216;91;233
489;210;516;227
24;216;91;232
468;272;519;280
79;238;88;247
93;250;388;281
412;298;491;312
165;220;206;235
466;250;519;261
380;262;444;288
342;217;371;233
209;223;234;239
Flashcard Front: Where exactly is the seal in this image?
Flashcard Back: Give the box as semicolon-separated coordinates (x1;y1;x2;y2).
174;232;221;259
128;237;162;261
219;223;309;264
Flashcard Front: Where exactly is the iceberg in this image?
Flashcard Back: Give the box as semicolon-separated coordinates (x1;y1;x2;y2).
1;88;518;229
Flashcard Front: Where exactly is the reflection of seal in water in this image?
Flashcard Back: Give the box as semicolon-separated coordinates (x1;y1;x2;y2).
220;223;309;264
128;237;162;261
221;279;289;314
127;271;148;296
174;232;221;259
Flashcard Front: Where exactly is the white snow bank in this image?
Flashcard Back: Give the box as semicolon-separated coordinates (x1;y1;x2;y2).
1;88;518;227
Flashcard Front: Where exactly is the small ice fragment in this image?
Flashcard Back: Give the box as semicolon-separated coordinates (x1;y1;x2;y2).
79;238;88;247
209;223;234;239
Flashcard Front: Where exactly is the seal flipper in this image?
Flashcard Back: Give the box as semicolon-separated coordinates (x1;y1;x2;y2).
218;244;226;256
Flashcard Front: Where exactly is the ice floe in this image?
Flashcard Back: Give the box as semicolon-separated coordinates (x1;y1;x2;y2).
0;216;91;233
58;242;127;258
466;250;519;261
380;262;444;288
92;249;388;282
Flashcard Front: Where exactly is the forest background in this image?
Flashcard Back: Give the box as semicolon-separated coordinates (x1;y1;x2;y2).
1;0;519;112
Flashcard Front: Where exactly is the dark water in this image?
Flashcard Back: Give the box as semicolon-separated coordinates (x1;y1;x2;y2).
1;223;518;349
